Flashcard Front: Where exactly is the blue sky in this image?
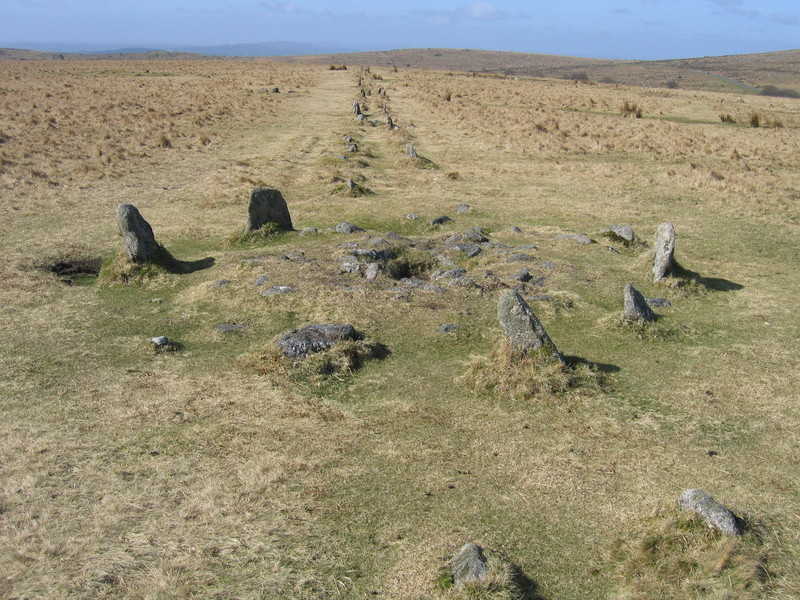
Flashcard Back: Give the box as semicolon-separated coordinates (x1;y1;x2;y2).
2;0;799;59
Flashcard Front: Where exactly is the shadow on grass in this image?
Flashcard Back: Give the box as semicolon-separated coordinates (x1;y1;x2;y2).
161;253;216;274
671;262;743;292
510;563;548;600
563;355;621;374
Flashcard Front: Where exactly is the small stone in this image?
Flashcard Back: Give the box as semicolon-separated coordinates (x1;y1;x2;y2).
405;213;419;220
211;279;232;288
647;297;672;308
430;216;453;226
254;275;270;286
623;284;656;322
247;187;293;232
343;135;354;144
277;323;362;358
541;261;557;270
270;87;280;93
557;233;594;245
150;336;169;347
260;285;295;297
364;263;380;281
335;222;365;234
281;251;307;262
455;243;481;258
507;253;534;262
215;323;246;334
497;290;562;360
606;224;636;243
340;255;361;274
514;269;533;282
451;543;488;588
678;489;742;536
151;298;163;304
117;204;160;263
653;222;676;282
438;323;458;333
300;227;318;235
347;143;358;153
463;226;489;243
510;226;523;233
356;114;366;121
455;203;471;214
432;268;466;281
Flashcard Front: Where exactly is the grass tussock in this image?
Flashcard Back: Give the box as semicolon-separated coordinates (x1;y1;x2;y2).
610;507;769;600
461;339;601;400
249;339;390;390
435;549;529;600
225;221;287;247
97;246;178;285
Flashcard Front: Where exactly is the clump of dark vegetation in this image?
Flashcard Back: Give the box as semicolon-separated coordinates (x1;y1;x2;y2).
719;113;737;124
749;113;761;128
328;64;348;71
610;507;769;600
621;100;643;118
759;85;800;98
33;250;102;285
226;221;287;246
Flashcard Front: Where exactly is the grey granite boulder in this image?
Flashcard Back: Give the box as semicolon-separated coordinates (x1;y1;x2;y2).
277;324;362;358
605;224;636;244
463;226;489;243
653;222;676;282
623;284;656;322
455;203;471;214
451;543;488;588
247;188;293;232
117;204;159;263
335;222;365;234
557;233;594;245
679;489;742;536
498;290;562;360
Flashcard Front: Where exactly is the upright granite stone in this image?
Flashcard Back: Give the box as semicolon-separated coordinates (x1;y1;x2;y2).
679;489;742;536
247;188;293;232
623;284;656;322
497;290;562;360
653;222;676;282
451;543;489;588
277;324;362;358
117;203;159;263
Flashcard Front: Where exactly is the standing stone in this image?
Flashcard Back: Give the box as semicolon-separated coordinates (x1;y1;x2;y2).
405;144;417;159
653;222;676;282
247;188;293;232
623;284;656;322
498;290;562;360
117;204;160;263
352;101;361;115
451;543;488;588
387;115;394;129
679;489;742;536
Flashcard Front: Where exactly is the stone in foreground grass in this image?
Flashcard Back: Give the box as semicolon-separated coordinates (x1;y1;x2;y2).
435;543;532;600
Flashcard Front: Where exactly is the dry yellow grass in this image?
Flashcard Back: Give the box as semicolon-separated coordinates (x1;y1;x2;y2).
2;58;800;599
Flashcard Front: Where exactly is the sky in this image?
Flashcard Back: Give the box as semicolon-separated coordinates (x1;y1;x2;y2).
2;0;799;60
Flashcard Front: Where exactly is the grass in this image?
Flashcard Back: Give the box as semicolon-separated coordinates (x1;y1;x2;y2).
2;57;800;600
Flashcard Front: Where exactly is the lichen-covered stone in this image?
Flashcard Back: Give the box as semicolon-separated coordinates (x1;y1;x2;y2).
497;290;562;360
247;187;293;232
653;222;676;282
277;324;362;358
451;543;488;588
679;489;742;536
623;284;656;322
117;204;159;263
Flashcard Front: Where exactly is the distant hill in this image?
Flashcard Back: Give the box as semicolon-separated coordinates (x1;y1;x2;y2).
276;47;800;94
0;47;202;60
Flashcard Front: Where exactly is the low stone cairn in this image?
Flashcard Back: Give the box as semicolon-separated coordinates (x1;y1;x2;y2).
679;489;742;536
277;324;362;358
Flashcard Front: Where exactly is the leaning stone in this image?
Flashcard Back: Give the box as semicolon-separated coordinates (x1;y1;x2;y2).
117;204;160;263
455;203;471;214
247;188;293;232
451;543;488;588
277;324;362;358
623;284;656;322
405;143;417;158
335;222;365;234
653;222;676;282
678;489;742;536
430;215;452;226
497;290;562;360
